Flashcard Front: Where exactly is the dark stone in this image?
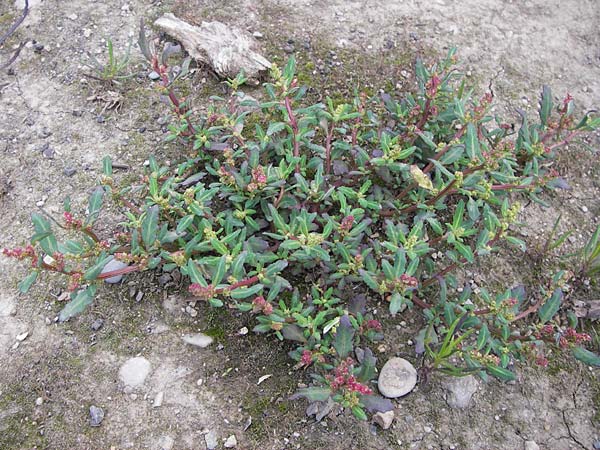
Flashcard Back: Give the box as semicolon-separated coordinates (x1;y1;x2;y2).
89;405;104;427
96;115;105;123
63;167;76;177
40;143;54;159
91;318;104;331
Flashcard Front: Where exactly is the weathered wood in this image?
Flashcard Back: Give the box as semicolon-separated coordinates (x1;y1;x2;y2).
154;13;271;79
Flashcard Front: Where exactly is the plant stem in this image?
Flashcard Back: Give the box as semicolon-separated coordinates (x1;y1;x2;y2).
284;97;300;173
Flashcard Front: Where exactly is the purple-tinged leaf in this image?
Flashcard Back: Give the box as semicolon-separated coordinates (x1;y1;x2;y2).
332;159;349;175
282;324;307;343
359;394;394;413
334;315;355;358
348;294;367;316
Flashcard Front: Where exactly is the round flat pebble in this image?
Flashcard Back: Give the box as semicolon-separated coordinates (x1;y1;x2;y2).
377;357;417;398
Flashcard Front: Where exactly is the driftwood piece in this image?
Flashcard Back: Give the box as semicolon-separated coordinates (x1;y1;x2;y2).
154;13;271;79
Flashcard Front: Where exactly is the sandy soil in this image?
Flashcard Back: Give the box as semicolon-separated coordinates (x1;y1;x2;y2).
0;0;599;449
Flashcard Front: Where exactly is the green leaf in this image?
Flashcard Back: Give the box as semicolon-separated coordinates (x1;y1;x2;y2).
334;315;355;358
187;259;207;286
58;286;97;322
389;292;404;315
465;123;480;160
265;259;288;278
267;122;286;136
31;213;57;255
359;270;379;292
539;85;552;127
572;347;600;367
538;288;562;324
351;405;367;421
290;387;331;402
141;205;159;248
86;187;104;226
212;255;227;285
176;215;194;234
230;283;264;299
84;255;113;280
102;156;113;176
209;298;224;308
18;271;38;293
485;364;516;381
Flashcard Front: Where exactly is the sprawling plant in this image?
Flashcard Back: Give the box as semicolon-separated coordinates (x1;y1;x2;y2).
4;27;600;419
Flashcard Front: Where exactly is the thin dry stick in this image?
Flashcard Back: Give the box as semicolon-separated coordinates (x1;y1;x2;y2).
0;0;29;47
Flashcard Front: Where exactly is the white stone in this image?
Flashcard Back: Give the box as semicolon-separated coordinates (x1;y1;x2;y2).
16;331;29;342
204;430;218;450
182;333;213;348
373;410;394;429
35;397;43;406
524;441;539;450
441;375;479;409
377;357;417;398
153;391;164;407
157;435;174;450
224;435;237;448
119;357;151;388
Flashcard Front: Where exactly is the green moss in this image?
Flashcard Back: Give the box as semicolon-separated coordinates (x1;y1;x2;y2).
0;385;49;448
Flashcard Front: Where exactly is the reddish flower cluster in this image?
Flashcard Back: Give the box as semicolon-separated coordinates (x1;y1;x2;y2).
560;93;573;114
300;350;313;367
67;272;83;292
538;325;591;348
399;274;418;289
2;245;36;260
189;283;216;301
426;74;441;98
326;358;372;395
339;215;354;234
63;211;82;229
252;296;273;315
535;355;549;367
561;327;591;348
364;319;382;332
247;166;267;192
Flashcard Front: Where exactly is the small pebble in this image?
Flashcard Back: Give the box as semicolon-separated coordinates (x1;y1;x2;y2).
581;205;589;213
153;391;164;408
224;435;237;448
63;167;76;177
35;397;43;406
524;441;540;450
148;71;160;81
204;430;218;450
182;333;213;348
89;405;104;427
373;410;394;430
157;436;174;450
16;331;29;342
91;318;104;331
252;31;263;39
